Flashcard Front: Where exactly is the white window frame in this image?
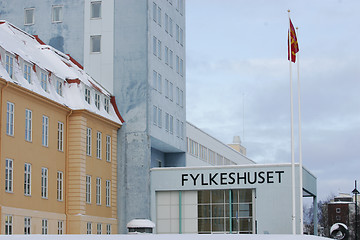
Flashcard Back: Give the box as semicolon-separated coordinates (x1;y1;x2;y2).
86;128;92;156
165;14;168;33
24;8;35;25
5;215;12;235
176;118;180;137
96;131;102;159
153;105;157;125
169;50;173;68
106;224;111;234
95;93;100;110
42;115;49;147
176;24;179;43
152;2;157;22
40;71;48;91
85;88;91;104
91;1;102;19
165;113;169;132
52;5;63;23
157;6;161;26
5;158;13;193
86;175;91;203
42;219;48;234
153;70;157;89
157;73;162;93
106;180;111;207
176;55;180;74
157;40;161;59
24;217;31;235
97;223;102;234
96;177;101;205
58;122;64;151
180;58;184;76
169;17;173;36
5;54;13;79
25;109;32;142
41;167;48;199
24;163;31;196
106;135;111;162
170;115;174;134
169;82;173;101
104;97;109;113
56;79;63;96
165;79;169;98
90;35;101;53
165;46;169;65
87;222;92;234
180;27;184;46
58;221;63;234
158;108;162;128
57;171;63;201
152;36;157;56
24;63;32;83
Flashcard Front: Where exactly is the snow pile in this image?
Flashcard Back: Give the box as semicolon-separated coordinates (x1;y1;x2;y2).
0;234;330;240
0;21;123;124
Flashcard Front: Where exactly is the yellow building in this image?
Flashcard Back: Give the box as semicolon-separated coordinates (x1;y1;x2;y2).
0;21;123;234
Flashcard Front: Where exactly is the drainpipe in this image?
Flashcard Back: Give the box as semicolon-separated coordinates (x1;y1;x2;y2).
65;109;72;233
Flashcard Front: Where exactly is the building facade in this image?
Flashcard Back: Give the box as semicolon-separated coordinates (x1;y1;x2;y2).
0;1;186;232
0;21;122;234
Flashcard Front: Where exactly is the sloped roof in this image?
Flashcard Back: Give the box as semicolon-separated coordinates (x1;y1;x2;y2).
0;20;124;124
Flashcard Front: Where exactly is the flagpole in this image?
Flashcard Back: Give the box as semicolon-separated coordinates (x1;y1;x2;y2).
288;9;296;235
296;26;304;235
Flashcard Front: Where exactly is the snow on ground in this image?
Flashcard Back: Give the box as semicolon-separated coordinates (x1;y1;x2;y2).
0;234;330;240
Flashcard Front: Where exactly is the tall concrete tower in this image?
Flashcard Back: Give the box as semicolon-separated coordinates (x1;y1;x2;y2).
0;0;186;233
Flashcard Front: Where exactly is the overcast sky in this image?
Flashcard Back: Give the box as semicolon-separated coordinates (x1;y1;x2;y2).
185;0;360;201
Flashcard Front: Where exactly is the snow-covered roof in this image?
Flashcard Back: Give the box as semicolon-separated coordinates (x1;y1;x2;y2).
0;21;123;125
127;219;156;228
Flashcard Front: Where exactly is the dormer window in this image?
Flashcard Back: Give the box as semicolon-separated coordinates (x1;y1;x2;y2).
24;63;31;83
56;79;63;96
95;93;100;110
5;54;14;79
40;71;48;91
104;97;109;113
85;88;91;104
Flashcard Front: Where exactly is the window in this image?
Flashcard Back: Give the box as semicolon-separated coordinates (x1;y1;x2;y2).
180;28;184;46
179;0;184;15
106;224;111;234
85;88;91;104
96;177;101;205
87;222;92;234
56;79;63;96
5;54;13;79
25;109;32;142
57;171;63;201
58;122;64;151
165;14;168;32
86;175;91;203
152;2;157;22
336;208;341;213
97;223;102;234
24;217;31;235
152;36;157;56
157;73;162;93
165;46;169;65
165;113;169;132
96;131;102;159
158;108;162;128
176;87;179;105
42;219;48;234
5;159;13;193
199;144;207;160
24;8;34;25
58;221;63;234
24;163;31;196
176;24;179;43
176;119;180;137
41;72;48;91
106;180;111;207
153;105;157;125
5;215;12;235
169;50;173;68
169;82;173;101
169;17;173;36
157;7;161;26
180;90;184;107
180;58;184;76
91;1;101;18
41;167;48;198
86;128;92;156
157;40;161;59
153;70;158;90
181;121;184;139
169;115;173;134
6;102;14;136
42;115;49;147
104;97;110;113
165;79;169;98
24;63;31;83
106;135;111;162
95;93;100;109
176;55;179;74
91;35;101;53
52;5;63;22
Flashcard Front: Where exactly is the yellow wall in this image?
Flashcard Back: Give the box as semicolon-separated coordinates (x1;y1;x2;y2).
0;79;120;234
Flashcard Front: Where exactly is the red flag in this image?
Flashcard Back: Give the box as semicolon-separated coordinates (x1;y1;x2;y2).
288;19;299;62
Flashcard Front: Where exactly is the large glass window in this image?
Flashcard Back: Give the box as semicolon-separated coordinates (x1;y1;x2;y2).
198;189;253;234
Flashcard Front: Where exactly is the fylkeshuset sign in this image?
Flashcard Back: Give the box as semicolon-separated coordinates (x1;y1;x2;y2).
181;170;285;187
